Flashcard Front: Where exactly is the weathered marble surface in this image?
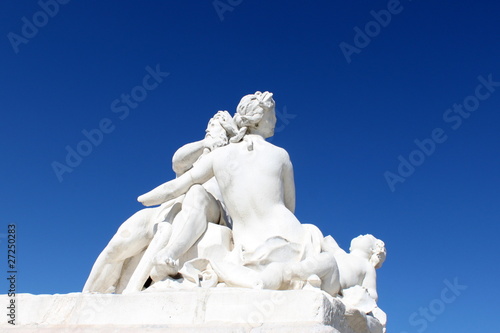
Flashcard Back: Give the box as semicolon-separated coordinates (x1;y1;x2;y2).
0;290;382;333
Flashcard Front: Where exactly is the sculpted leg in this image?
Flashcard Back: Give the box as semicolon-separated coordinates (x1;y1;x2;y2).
285;251;341;296
152;185;220;280
209;259;264;289
82;208;157;293
241;251;340;295
115;249;146;293
122;222;172;293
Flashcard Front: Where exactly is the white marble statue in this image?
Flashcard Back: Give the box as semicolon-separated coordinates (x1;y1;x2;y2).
138;91;340;295
82;91;387;332
83;111;235;293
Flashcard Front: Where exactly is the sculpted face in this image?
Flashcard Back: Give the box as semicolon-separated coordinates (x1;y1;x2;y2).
257;105;277;139
205;118;228;148
235;91;276;139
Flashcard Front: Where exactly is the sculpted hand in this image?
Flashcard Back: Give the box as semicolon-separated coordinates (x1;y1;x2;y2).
203;110;237;151
202;136;220;152
137;182;174;206
215;110;238;137
137;193;151;206
137;177;190;207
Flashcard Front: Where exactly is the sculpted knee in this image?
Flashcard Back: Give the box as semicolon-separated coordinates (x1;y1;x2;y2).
185;184;211;207
103;248;120;263
103;241;128;263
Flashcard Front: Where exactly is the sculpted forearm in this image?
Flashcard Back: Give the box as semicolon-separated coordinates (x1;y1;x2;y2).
139;153;215;207
138;179;183;206
172;140;206;176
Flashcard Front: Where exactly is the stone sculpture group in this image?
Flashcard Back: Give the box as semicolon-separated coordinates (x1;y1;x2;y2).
83;91;387;332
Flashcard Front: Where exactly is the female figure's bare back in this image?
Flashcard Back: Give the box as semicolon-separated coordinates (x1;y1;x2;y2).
211;135;306;253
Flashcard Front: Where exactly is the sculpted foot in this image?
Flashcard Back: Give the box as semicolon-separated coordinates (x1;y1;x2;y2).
151;254;180;282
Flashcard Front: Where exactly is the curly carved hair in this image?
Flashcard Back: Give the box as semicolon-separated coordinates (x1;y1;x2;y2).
231;91;275;147
350;234;387;269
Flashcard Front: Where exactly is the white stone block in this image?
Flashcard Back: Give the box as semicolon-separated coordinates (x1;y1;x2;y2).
0;289;382;332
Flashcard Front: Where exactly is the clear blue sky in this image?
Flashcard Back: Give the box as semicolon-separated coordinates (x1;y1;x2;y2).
1;1;499;332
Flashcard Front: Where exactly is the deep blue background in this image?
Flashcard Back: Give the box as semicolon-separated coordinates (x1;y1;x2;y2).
1;1;499;332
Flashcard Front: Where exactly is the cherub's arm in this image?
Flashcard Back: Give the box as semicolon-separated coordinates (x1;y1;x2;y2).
362;266;378;302
282;152;296;214
139;153;215;206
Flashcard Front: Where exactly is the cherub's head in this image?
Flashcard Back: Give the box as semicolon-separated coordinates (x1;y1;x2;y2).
233;91;276;140
350;234;386;269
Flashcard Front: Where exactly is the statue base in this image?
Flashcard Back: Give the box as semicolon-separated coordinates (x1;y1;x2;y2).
1;289;383;332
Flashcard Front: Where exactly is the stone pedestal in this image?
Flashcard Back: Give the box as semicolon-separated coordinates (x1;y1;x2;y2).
1;289;382;332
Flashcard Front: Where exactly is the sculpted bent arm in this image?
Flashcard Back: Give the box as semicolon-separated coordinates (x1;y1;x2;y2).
138;153;215;206
173;110;235;176
172;140;207;176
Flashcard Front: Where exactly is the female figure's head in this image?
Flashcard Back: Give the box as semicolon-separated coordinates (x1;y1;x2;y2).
232;91;276;142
